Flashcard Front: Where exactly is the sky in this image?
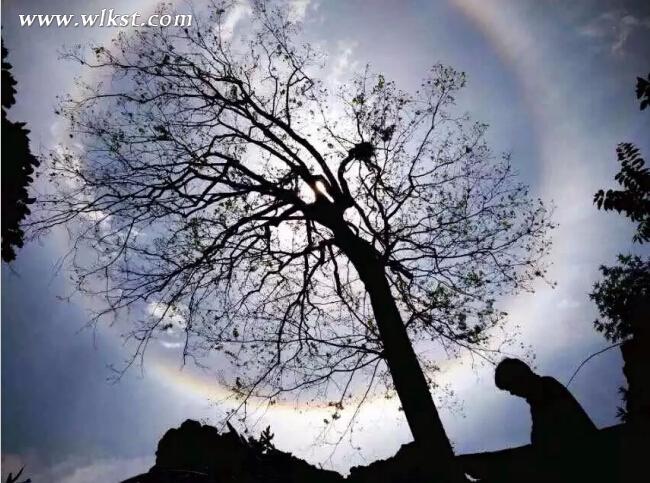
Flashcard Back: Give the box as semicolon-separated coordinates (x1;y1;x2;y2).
2;0;650;481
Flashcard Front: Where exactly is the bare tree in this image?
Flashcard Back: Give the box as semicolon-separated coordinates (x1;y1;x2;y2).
33;1;552;479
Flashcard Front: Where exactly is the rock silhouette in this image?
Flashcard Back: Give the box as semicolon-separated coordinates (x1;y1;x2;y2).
121;420;343;483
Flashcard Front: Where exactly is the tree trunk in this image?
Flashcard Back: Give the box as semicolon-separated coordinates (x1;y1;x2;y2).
333;224;465;482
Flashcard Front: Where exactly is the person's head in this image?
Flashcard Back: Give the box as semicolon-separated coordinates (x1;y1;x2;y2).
494;358;538;398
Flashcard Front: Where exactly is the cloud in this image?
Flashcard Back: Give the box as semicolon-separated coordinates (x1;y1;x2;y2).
3;453;153;483
54;456;152;483
219;1;253;39
580;10;650;54
557;297;581;311
145;301;190;350
328;40;359;84
160;340;185;349
147;301;187;330
288;0;315;22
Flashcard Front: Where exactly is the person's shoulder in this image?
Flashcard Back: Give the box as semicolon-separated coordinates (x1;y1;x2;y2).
540;375;563;386
539;376;570;396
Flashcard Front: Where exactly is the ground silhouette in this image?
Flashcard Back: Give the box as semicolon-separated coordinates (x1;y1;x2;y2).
121;417;638;483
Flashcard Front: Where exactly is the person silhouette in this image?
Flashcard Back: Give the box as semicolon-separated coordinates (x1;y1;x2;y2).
494;358;597;451
495;358;608;483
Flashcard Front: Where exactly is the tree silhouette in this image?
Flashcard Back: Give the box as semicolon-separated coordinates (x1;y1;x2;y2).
590;255;649;343
32;2;552;478
591;72;650;341
594;143;649;243
593;73;650;245
635;73;649;111
591;72;650;424
2;41;40;262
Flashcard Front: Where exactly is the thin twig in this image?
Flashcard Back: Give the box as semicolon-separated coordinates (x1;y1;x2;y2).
566;341;626;387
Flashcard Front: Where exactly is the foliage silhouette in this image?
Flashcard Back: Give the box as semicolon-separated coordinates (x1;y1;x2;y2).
32;1;553;478
636;72;650;111
593;143;649;243
590;255;649;343
1;41;40;262
591;72;650;426
593;73;650;245
4;467;31;483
